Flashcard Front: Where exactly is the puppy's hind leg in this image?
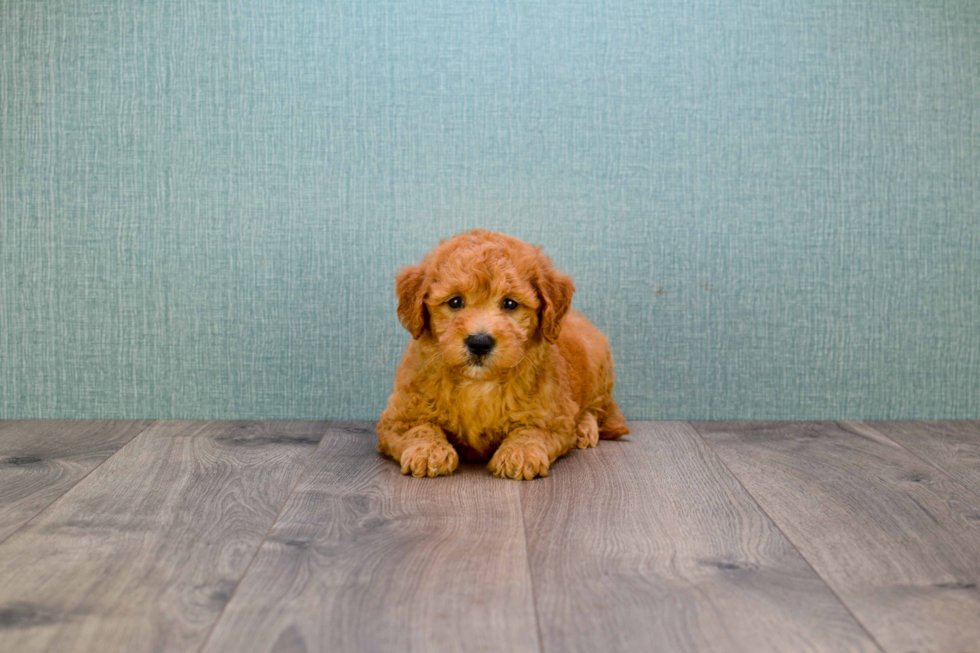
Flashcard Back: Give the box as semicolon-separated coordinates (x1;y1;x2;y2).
574;413;600;449
598;399;630;439
378;423;459;478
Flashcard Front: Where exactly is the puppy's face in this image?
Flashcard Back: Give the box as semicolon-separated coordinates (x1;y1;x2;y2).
425;263;539;379
396;230;574;379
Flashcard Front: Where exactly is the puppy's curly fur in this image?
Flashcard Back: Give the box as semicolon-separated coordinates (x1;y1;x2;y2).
378;229;629;480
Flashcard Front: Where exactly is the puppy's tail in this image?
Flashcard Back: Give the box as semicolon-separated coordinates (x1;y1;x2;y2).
598;399;630;439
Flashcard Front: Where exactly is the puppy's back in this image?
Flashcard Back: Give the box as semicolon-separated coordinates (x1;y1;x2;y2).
554;309;615;408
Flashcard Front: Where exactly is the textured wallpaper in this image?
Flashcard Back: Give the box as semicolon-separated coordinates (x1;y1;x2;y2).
1;0;978;420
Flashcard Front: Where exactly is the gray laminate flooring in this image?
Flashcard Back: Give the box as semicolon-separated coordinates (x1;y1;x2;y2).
0;420;978;653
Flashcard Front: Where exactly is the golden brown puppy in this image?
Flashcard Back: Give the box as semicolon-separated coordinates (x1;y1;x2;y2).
377;229;629;480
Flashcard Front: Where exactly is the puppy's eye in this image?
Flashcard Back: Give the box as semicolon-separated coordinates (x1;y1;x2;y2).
447;296;464;309
501;298;519;311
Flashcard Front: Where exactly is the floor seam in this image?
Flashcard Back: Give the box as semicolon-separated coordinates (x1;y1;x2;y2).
685;421;888;653
0;419;157;548
519;483;547;653
836;420;980;503
194;419;332;653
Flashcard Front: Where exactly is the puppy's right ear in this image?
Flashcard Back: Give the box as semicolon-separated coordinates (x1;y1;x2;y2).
395;263;429;339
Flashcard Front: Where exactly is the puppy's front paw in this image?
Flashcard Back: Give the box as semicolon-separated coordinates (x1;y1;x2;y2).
488;442;551;480
400;441;459;478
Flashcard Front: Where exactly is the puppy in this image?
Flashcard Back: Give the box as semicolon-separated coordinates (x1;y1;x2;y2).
377;229;629;480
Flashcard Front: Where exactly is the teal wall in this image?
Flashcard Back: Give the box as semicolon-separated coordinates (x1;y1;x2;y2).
1;1;978;420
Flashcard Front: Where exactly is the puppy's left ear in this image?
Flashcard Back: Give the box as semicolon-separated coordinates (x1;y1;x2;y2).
535;259;575;344
396;263;429;339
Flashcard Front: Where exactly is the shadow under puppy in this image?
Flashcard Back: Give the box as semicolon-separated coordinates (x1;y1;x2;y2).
378;229;629;480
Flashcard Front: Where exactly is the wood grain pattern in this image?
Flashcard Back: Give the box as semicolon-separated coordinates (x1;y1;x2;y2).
521;421;880;653
201;421;539;653
0;420;326;653
855;421;980;497
693;421;980;653
4;419;979;652
0;420;153;543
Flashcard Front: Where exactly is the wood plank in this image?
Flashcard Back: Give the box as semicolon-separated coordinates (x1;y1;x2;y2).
0;420;153;543
522;421;880;653
201;421;539;653
0;420;326;653
693;421;980;653
855;421;980;497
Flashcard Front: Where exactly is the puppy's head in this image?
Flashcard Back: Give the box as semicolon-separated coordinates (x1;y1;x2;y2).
396;229;575;379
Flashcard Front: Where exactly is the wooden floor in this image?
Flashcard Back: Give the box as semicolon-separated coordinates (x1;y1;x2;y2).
1;421;979;652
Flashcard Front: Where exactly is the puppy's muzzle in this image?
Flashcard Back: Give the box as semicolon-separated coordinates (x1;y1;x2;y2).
464;332;495;357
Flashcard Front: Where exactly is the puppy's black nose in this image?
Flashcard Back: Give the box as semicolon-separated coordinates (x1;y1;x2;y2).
465;333;495;356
